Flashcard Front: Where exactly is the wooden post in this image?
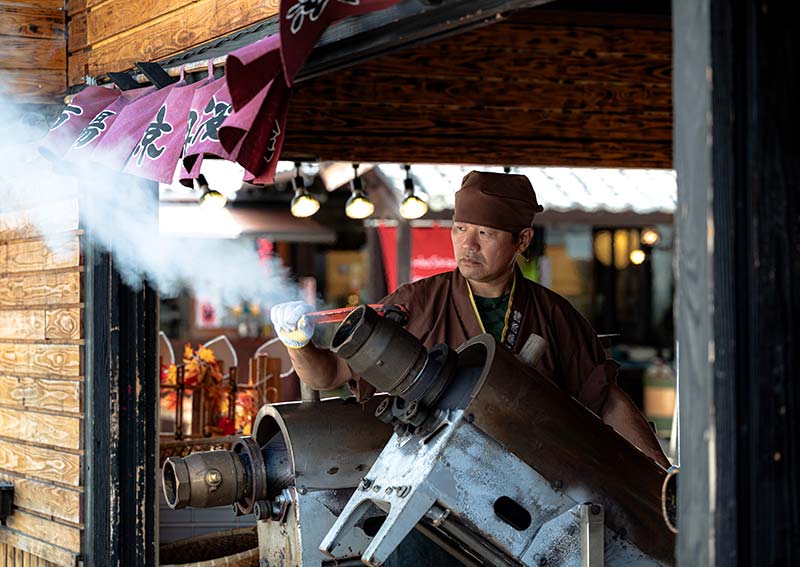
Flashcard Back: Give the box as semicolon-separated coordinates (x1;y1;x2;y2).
674;0;800;564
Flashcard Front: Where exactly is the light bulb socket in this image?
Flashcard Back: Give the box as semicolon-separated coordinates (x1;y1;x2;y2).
293;174;305;191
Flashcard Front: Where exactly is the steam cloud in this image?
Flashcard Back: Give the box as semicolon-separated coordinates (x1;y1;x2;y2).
0;97;302;312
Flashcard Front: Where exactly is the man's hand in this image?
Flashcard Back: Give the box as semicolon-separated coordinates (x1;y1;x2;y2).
270;301;315;349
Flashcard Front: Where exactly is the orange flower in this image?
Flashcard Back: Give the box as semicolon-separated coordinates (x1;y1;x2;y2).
197;345;217;364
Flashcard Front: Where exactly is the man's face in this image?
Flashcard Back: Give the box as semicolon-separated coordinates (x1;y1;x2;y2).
451;221;522;283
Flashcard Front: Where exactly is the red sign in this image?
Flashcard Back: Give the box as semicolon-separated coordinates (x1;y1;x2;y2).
410;226;457;282
378;225;456;292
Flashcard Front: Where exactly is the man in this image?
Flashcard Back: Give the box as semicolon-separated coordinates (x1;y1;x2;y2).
271;170;670;469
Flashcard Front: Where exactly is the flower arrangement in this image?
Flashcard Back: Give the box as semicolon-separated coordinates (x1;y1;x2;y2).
160;343;257;437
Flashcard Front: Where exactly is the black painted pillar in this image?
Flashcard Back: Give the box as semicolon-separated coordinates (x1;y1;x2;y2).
674;0;799;565
83;179;159;567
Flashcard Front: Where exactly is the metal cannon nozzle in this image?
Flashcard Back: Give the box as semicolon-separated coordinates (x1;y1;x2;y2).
163;450;246;510
162;435;291;513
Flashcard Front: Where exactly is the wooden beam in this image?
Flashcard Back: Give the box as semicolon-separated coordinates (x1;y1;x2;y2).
282;134;672;168
286;102;671;141
294;72;673;113
359;46;670;85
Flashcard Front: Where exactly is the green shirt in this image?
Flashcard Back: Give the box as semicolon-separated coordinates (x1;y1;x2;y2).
473;293;510;342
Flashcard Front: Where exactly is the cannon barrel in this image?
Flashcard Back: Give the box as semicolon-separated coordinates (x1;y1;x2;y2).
162;434;291;511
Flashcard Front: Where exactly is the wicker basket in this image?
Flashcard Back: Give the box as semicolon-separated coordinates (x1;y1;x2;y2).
160;527;260;567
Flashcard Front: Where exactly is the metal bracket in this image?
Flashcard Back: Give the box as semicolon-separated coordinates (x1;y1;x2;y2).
107;71;140;91
580;503;604;567
135;62;177;89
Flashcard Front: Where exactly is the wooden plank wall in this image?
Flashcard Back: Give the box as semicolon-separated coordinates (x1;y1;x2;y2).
0;203;82;567
67;0;279;87
284;10;673;168
0;0;67;103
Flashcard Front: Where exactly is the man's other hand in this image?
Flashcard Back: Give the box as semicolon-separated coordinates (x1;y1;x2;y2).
270;301;315;349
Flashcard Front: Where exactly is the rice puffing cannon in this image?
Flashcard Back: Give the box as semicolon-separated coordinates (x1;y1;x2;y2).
161;303;676;567
320;305;677;567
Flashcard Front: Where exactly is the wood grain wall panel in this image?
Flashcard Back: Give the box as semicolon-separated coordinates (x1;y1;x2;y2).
0;38;65;70
0;534;76;567
0;271;81;308
83;0;279;76
0;541;62;567
44;308;81;340
66;0;86;16
0;473;80;524
4;512;80;553
0;311;45;340
0;439;80;486
0;408;80;450
66;9;85;53
4;237;80;273
66;47;88;86
0;0;65;10
0;196;82;564
0;344;80;377
0;70;66;104
87;0;211;45
0;6;65;39
0;203;79;241
0;376;81;413
0;0;66;103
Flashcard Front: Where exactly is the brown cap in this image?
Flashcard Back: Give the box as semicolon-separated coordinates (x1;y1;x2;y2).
454;171;543;232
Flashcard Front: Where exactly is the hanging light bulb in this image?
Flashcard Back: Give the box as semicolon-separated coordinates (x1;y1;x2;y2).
345;163;374;219
290;162;320;218
641;227;660;246
198;174;227;209
399;164;428;220
629;249;646;265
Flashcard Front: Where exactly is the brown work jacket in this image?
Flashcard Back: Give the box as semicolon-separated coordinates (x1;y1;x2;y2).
354;267;617;415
